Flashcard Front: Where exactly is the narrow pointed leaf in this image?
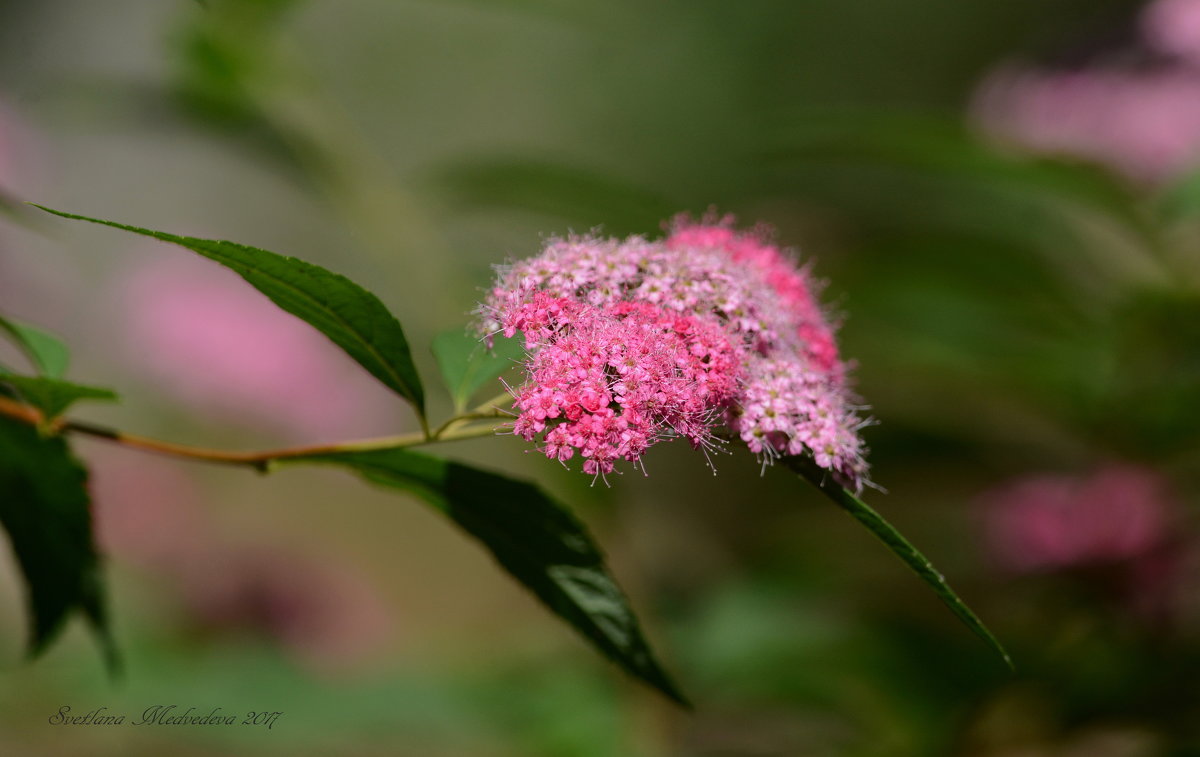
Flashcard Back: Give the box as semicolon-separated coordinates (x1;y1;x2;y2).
0;374;119;421
0;416;117;669
784;455;1012;670
432;329;524;412
32;205;425;415
0;315;69;378
295;447;690;706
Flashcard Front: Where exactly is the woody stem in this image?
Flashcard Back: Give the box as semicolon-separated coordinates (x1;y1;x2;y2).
0;395;503;471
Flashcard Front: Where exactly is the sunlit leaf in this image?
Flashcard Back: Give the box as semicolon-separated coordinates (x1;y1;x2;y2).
32;205;426;416
296;448;690;706
0;416;117;669
784;455;1012;670
0;374;119;421
0;315;69;378
432;329;524;412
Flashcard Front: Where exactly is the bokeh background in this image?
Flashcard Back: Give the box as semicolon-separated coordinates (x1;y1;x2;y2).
2;0;1200;754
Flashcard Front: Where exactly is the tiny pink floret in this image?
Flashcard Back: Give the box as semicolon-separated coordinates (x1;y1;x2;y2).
481;215;870;489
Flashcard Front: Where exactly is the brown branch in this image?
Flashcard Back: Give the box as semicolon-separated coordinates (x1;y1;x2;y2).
0;395;499;470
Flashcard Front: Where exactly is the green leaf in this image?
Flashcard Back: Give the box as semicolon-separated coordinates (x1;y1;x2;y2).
783;455;1013;671
0;374;119;421
0;415;117;669
295;448;689;706
432;329;524;412
32;205;426;416
0;315;70;378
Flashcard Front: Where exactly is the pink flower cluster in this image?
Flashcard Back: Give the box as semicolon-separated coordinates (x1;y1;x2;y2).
481;215;869;488
507;297;741;477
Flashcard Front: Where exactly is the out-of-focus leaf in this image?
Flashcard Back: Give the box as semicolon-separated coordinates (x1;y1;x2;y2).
33;206;426;416
0;374;119;421
168;0;316;177
1101;289;1200;456
296;447;689;706
174;1;286;125
432;329;524;413
431;158;676;235
437;0;602;24
1156;168;1200;223
771;109;1149;234
783;455;1012;671
0;415;116;668
768;109;1164;283
0;315;69;378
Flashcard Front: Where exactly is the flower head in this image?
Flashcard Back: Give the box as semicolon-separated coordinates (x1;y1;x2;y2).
480;214;870;489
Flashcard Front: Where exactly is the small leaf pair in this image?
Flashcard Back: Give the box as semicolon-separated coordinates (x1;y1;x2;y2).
0;314;118;423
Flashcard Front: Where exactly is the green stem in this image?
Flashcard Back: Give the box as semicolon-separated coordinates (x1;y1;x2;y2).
470;390;516;414
432;391;514;439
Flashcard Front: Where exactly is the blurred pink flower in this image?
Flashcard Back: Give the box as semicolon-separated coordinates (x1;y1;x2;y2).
118;254;399;442
979;465;1175;574
88;448;211;568
1143;0;1200;64
0;100;74;325
972;64;1200;185
176;546;393;674
0;98;41;196
86;446;393;673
